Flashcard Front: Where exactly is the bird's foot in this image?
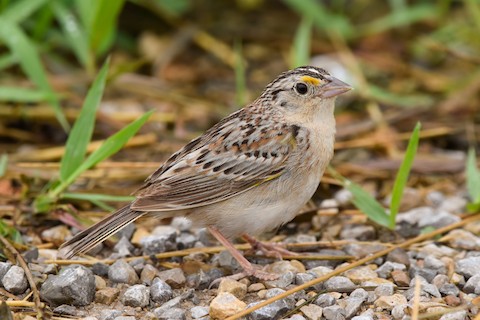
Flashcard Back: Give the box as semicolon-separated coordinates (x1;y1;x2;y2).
242;234;299;260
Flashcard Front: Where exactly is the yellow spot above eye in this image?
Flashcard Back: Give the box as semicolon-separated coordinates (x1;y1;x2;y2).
300;76;321;86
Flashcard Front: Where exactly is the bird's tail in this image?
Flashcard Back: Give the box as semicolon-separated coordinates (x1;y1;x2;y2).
58;205;146;259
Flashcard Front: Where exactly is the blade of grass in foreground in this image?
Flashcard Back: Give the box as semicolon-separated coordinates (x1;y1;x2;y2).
60;58;110;182
388;122;421;228
0;154;7;177
291;16;312;68
0;20;69;131
466;147;480;212
49;110;154;199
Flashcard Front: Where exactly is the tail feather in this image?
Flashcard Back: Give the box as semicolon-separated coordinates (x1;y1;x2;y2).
59;205;145;259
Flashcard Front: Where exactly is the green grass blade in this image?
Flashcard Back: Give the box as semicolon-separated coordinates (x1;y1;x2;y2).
62;192;134;202
234;40;246;107
466;147;480;204
0;87;50;102
49;110;154;198
346;180;391;228
291;16;312;68
388;122;421;228
52;1;93;73
0;20;69;131
0;154;7;177
88;0;125;55
0;53;17;70
282;0;354;39
0;0;48;24
60;58;110;182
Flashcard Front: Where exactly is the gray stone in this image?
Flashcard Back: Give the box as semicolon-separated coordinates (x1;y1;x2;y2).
150;277;173;304
334;189;353;206
314;294;336;307
350;288;368;301
140;235;167;255
323;305;346;320
53;304;86;317
439;283;460;296
288;315;307;320
265;271;294;289
122;284;150;307
438;196;466;214
216;250;241;270
376;261;406;278
156;307;186;320
351;316;373;320
152;225;178;241
153;290;193;316
92;263;109;277
108;260;138;284
463;274;480;294
439;310;467;320
424;255;446;274
140;264;159;285
456;256;480;278
340;224;376;241
157;268;186;289
344;297;363;318
186;269;213;289
129;258;146;274
190;306;209;319
446;229;480;250
391;304;407;320
2;265;28;294
0;262;11;286
40;265;95;306
324;276;355;291
405;276;441;299
247;299;291;320
99;309;122;320
343;243;387;259
418;210;460;229
295;273;316;285
432;274;449;288
409;264;437;282
177;232;197;249
300;304;323;320
114;317;136;320
386;248;410;267
113;236;134;257
374;284;394;297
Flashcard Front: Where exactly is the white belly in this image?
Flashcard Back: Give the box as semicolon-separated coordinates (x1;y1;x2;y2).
188;168;322;239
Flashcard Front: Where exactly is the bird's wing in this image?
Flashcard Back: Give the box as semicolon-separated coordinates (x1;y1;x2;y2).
131;109;298;211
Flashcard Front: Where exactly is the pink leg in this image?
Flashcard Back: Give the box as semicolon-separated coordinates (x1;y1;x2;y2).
242;233;299;260
208;226;278;280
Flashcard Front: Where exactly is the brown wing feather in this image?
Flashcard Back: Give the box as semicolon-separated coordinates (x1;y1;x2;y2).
131;108;298;212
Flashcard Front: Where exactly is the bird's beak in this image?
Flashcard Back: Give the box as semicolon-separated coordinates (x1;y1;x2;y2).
321;76;353;98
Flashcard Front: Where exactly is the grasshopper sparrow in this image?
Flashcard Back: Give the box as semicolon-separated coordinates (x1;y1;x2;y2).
60;66;352;279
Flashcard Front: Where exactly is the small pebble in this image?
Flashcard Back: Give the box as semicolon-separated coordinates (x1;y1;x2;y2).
314;294;336;307
322;305;346;320
99;309;121;320
2;265;28;294
108;260;138;285
265;271;295;289
140;264;159;285
209;292;246;319
156;308;186;320
324;276;355;291
455;256;480;278
376;261;406;278
344;266;377;283
122;284;150;307
300;304;323;320
267;260;306;274
157;268;186;289
446;229;480;250
391;270;410;287
150;278;173;304
95;287;120;305
218;278;247;299
463;274;480;294
190;306;209;319
374;294;407;310
374;283;394;297
248;283;266;292
40;265;95;306
439;310;467;320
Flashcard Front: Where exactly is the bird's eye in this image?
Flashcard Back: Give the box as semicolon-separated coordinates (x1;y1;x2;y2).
295;82;308;95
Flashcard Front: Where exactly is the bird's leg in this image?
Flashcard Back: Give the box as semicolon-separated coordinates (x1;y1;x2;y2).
207;226;279;280
242;233;299;260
